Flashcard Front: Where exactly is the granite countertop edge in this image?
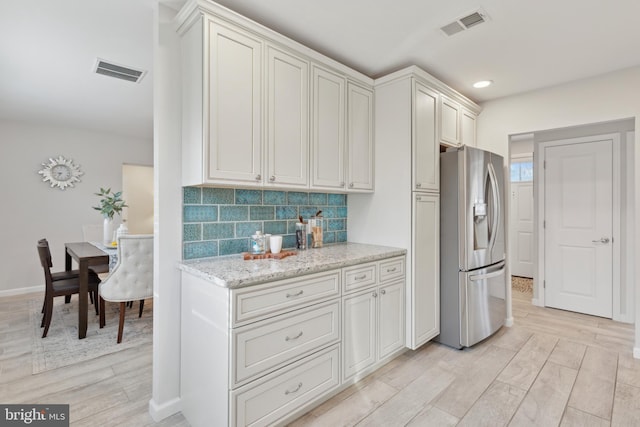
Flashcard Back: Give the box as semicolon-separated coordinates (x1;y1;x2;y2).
178;243;407;289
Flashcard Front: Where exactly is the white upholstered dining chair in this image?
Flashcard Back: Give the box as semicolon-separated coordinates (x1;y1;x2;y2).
98;234;153;343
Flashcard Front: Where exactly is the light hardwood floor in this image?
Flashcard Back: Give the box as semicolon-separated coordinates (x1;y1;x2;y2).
2;287;639;426
0;293;187;427
289;287;640;427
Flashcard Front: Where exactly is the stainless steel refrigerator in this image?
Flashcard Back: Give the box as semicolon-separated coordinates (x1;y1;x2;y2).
438;146;506;349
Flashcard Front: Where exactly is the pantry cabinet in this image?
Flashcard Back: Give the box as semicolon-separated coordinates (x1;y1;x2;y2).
412;193;440;346
266;46;309;188
178;2;374;192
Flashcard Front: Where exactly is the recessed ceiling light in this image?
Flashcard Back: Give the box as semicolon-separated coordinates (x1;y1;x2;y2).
473;80;493;88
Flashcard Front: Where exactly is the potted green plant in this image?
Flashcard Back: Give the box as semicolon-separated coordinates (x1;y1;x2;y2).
93;187;127;245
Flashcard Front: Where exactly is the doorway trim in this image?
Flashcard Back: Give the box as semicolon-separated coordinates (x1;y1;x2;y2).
536;133;621;320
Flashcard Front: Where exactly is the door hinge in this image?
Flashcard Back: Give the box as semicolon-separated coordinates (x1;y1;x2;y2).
543;220;546;229
543;160;546;169
543;280;546;289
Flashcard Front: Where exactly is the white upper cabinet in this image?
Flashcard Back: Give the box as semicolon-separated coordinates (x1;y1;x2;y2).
178;4;374;192
182;18;263;187
311;65;346;191
461;107;477;147
439;95;461;147
412;81;439;193
266;46;309;188
346;83;374;192
439;96;478;148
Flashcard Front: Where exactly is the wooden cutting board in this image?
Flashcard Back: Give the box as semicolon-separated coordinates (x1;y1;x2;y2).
242;250;297;260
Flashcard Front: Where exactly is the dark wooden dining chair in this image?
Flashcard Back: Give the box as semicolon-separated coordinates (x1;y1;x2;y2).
38;239;101;338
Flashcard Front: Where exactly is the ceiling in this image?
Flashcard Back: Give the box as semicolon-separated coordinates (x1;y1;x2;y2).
1;0;639;141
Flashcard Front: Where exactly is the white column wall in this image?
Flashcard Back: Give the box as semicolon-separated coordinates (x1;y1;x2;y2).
149;3;183;420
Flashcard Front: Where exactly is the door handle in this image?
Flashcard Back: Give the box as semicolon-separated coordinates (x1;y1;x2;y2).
592;237;611;244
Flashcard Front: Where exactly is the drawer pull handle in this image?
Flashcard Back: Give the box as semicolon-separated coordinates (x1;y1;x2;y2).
286;290;304;298
386;267;397;273
285;331;303;341
381;289;386;295
285;382;303;395
372;292;378;298
354;274;367;280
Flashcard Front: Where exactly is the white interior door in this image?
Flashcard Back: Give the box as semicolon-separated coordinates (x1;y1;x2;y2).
509;157;534;278
543;138;613;318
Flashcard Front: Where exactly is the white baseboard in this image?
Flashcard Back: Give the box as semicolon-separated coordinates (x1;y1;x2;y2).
505;317;514;327
149;397;181;422
0;285;43;298
634;347;640;360
531;298;543;307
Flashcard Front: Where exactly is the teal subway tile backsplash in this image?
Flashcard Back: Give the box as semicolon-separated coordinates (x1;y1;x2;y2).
203;187;234;204
182;187;348;259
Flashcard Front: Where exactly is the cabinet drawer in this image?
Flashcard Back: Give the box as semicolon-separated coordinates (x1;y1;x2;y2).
379;257;405;283
232;301;340;387
232;345;340;427
232;271;341;326
343;262;377;293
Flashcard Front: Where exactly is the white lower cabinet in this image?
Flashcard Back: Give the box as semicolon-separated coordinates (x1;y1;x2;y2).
231;345;340;427
181;255;406;427
342;289;377;379
378;281;405;360
342;257;406;382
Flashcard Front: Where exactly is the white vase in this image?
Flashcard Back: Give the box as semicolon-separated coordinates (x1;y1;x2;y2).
103;217;114;245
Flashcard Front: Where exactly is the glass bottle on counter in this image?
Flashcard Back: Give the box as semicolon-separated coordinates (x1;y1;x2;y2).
250;231;266;254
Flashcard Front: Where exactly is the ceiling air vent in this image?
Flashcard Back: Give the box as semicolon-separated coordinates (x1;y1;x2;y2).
440;9;490;37
93;58;147;83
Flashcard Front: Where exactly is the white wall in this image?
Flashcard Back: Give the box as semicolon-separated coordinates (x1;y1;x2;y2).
0;120;152;294
476;65;640;356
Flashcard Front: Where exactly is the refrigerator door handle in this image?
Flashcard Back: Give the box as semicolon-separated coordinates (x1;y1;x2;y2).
487;162;501;254
469;266;506;281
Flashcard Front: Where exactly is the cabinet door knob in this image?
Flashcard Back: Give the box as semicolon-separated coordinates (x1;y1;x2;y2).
340;182;345;187
270;176;276;182
255;174;261;181
349;183;354;188
381;289;386;295
372;292;378;298
416;183;422;188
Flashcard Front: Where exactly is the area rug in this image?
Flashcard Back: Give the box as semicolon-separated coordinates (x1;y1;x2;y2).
511;276;533;294
29;296;153;374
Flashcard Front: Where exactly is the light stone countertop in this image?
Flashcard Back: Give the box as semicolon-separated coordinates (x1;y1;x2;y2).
178;242;407;289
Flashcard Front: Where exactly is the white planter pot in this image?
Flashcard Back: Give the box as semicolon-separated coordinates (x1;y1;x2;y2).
103;217;114;246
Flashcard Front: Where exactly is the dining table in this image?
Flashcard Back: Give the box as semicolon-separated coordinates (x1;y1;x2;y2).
65;242;110;339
